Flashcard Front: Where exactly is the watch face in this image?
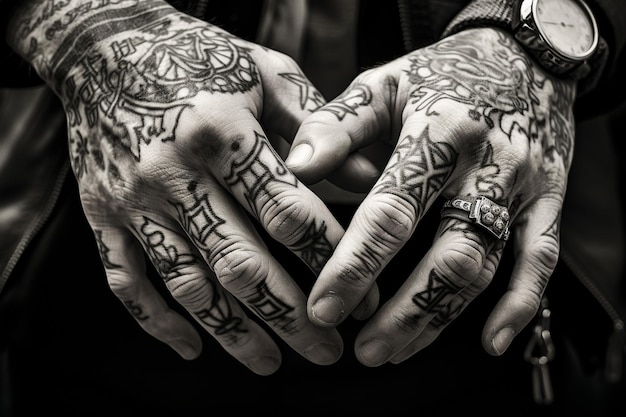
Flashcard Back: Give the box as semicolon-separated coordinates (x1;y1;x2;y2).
535;0;597;60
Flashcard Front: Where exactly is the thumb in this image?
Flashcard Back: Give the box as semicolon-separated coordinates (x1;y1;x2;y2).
286;137;380;192
286;83;386;191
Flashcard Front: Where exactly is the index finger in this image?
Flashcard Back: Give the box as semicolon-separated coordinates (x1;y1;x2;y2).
307;121;458;326
187;105;380;315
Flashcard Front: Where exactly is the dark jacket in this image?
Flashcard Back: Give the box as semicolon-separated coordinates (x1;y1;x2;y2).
1;1;624;414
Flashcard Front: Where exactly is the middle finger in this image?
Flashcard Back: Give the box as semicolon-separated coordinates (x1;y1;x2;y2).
169;176;344;365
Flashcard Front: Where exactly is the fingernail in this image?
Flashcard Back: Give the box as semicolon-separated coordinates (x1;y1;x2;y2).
311;293;345;325
286;143;313;167
492;326;516;355
303;342;342;365
170;339;200;360
248;356;280;375
358;339;392;366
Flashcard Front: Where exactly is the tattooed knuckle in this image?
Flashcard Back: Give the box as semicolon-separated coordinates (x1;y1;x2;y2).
165;272;213;310
433;242;483;284
362;197;415;246
263;196;309;243
332;262;374;289
213;246;267;294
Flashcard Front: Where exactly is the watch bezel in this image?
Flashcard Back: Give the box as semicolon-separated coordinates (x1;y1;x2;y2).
512;0;599;70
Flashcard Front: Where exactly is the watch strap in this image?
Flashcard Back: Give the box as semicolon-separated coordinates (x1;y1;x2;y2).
443;0;515;35
441;0;608;95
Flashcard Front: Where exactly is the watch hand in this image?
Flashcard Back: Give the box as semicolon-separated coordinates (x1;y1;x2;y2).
543;21;574;28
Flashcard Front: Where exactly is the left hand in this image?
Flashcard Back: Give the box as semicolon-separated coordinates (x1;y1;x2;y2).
285;28;576;366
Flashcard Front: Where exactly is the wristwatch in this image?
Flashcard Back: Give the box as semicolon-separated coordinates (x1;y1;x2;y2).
442;0;603;80
512;0;599;75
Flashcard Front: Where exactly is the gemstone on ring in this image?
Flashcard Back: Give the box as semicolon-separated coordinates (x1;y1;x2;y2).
441;196;511;241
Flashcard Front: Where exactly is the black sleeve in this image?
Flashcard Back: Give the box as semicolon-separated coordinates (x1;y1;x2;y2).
0;0;44;87
574;0;626;118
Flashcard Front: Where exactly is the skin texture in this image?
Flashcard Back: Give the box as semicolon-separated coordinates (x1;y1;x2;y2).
286;27;575;366
7;0;576;373
6;0;381;375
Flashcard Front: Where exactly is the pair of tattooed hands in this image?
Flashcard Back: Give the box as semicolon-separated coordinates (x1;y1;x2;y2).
11;1;575;375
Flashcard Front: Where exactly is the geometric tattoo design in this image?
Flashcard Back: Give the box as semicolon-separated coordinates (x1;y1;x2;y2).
94;229;122;269
246;281;297;334
172;180;226;251
288;220;333;275
374;127;457;219
410;268;468;329
279;71;326;111
475;142;505;199
224;131;299;218
319;83;372;121
195;295;246;336
137;216;198;282
352;242;385;278
136;215;246;335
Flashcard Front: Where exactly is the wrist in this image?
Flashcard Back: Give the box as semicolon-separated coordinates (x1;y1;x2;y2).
7;0;175;91
442;0;607;96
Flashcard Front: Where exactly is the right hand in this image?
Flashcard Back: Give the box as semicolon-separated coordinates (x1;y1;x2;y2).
8;0;378;375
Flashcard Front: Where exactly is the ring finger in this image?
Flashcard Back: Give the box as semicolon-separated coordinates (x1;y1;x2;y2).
353;195;511;366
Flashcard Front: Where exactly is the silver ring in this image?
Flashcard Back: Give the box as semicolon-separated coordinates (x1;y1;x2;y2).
441;196;510;241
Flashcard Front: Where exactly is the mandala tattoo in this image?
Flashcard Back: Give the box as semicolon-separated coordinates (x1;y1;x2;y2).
31;2;262;176
404;31;574;169
405;38;528;129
